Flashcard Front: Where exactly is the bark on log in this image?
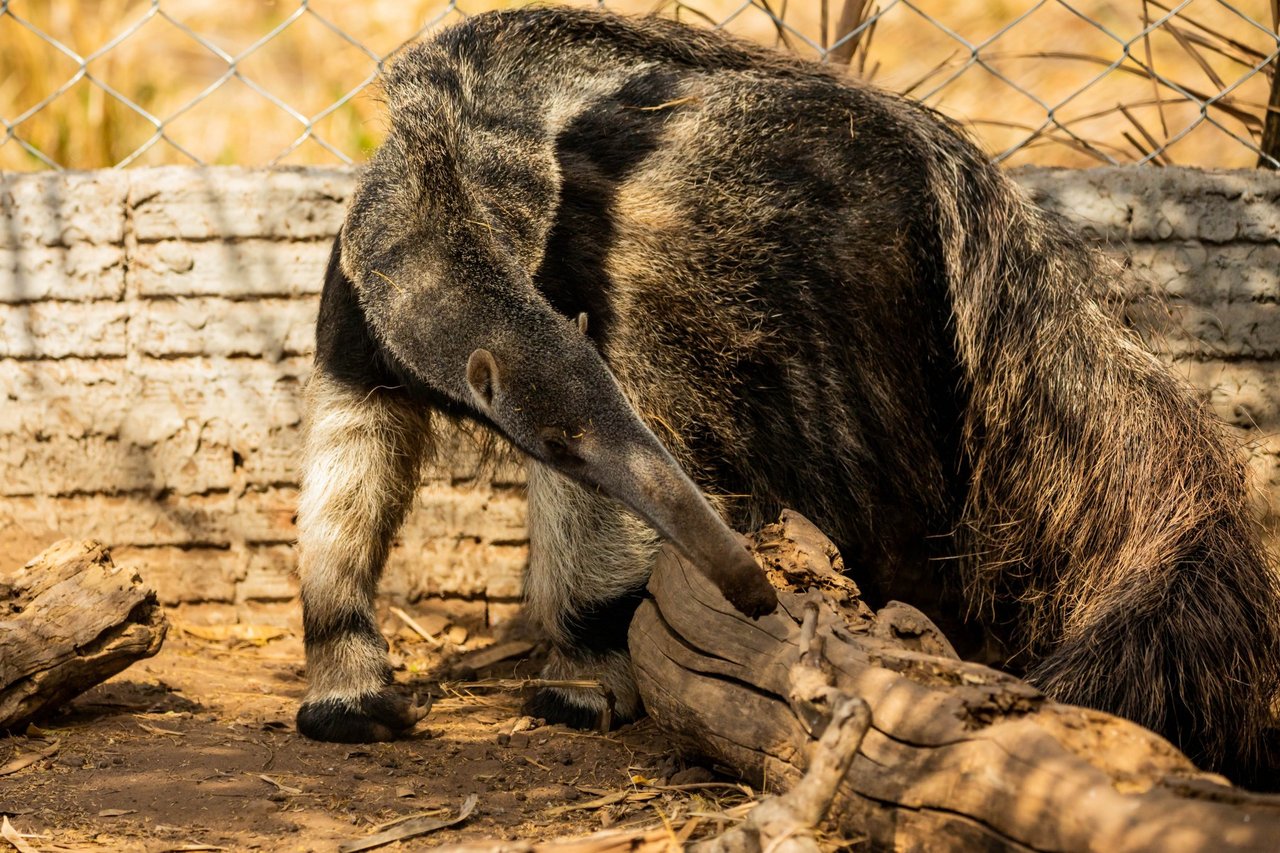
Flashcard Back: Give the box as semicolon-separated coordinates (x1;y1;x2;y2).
1;540;167;731
629;510;1280;852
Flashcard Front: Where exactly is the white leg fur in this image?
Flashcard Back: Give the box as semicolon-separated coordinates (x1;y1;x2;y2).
297;372;430;705
524;461;662;644
523;461;662;724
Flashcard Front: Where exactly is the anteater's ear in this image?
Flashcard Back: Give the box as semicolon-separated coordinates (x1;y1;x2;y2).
466;348;500;410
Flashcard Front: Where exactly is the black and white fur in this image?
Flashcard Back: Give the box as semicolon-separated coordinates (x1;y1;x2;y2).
295;7;1280;783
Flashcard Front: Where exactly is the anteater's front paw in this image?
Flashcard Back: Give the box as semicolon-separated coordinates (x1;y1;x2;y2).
296;690;431;743
524;685;638;731
523;648;644;731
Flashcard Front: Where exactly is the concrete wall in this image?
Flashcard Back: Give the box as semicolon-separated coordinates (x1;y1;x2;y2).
2;165;1278;608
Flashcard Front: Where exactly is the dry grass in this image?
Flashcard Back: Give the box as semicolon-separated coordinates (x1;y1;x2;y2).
1;0;1277;170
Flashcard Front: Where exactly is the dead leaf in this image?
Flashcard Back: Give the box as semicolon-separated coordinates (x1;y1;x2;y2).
0;741;59;777
544;790;628;816
366;808;448;833
510;715;538;734
178;623;286;644
337;794;477;853
1;817;39;853
394;787;414;798
413;611;451;637
675;816;704;845
96;809;136;817
445;625;468;645
137;722;183;737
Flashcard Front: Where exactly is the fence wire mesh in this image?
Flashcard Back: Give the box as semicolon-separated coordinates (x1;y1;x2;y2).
2;1;1278;171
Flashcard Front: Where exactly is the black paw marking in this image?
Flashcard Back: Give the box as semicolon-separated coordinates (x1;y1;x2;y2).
296;691;430;743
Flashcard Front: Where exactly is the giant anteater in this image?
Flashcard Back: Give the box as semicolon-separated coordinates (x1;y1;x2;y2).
294;6;1280;782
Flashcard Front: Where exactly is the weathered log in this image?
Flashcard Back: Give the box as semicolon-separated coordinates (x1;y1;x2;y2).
1;540;167;731
630;511;1280;852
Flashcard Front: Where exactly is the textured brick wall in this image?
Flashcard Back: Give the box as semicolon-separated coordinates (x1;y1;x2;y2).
2;165;1278;607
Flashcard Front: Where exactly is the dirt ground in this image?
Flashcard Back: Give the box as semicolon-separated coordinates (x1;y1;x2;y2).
0;604;755;852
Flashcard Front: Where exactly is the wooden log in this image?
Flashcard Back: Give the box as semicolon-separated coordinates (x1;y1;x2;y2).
1;540;167;731
629;511;1280;852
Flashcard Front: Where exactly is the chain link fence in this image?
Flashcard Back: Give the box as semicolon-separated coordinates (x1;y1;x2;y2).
2;1;1278;171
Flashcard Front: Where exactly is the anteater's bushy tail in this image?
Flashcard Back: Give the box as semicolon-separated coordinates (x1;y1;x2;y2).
922;131;1280;781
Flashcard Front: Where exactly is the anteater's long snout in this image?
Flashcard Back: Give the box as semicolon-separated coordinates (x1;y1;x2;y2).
573;426;778;619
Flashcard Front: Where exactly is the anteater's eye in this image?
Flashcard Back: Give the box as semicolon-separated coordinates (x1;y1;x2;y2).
538;427;574;460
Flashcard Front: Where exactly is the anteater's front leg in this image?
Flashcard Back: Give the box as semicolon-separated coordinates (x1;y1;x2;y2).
521;461;663;728
295;370;430;741
295;236;433;742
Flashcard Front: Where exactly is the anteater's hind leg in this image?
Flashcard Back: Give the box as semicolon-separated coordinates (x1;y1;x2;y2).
295;370;431;742
522;461;663;728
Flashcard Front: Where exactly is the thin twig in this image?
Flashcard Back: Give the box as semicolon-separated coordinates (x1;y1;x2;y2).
390;606;445;648
1164;22;1227;91
1118;103;1172;165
